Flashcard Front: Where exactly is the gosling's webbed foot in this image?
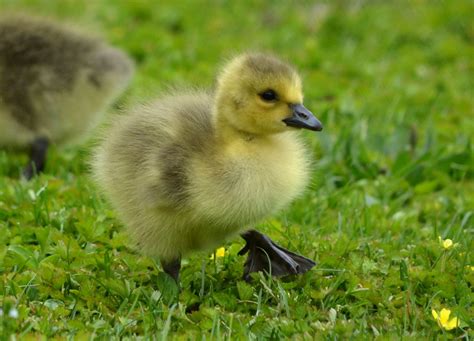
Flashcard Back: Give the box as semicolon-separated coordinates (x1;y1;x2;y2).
161;257;181;283
22;137;49;180
238;229;315;281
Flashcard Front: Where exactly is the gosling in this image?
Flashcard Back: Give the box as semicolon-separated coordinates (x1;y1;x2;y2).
93;53;323;281
0;15;134;179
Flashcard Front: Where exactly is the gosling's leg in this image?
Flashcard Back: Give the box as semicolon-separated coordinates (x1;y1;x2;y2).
22;137;49;180
238;229;316;281
161;257;181;282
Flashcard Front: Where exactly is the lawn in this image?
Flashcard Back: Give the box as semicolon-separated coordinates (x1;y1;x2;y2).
0;0;473;339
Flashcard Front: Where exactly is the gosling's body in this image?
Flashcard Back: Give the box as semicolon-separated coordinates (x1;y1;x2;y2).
0;15;133;176
94;93;308;262
93;53;322;280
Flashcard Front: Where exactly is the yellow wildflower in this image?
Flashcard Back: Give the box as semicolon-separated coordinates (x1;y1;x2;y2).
443;239;453;249
210;247;226;260
432;308;459;331
438;236;458;250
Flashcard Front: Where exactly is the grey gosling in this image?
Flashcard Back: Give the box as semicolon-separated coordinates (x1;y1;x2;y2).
0;15;133;179
93;53;322;282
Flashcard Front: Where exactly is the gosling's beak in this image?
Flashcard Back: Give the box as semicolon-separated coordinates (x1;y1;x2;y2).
283;104;323;132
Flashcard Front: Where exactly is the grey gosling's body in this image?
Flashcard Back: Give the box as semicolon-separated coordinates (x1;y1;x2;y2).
0;16;133;178
93;53;322;281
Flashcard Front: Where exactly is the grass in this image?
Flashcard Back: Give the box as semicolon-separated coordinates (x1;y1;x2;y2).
0;0;473;338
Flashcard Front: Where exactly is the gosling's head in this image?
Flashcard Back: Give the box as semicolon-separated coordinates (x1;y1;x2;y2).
214;53;322;135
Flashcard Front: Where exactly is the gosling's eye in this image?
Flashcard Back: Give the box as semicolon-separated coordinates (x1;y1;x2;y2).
259;89;278;102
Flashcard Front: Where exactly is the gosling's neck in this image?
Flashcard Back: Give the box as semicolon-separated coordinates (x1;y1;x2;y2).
213;114;257;144
212;95;261;143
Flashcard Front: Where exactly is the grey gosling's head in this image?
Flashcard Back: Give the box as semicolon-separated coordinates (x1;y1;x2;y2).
0;15;134;179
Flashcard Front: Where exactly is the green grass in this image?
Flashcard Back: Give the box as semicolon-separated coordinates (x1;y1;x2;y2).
0;0;473;338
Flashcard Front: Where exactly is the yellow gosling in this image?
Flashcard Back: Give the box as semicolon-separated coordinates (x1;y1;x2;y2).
92;53;322;281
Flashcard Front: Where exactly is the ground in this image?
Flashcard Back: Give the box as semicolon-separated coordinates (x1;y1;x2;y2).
0;0;473;339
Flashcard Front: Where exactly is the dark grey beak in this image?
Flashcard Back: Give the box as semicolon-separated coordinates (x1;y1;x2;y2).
283;104;323;132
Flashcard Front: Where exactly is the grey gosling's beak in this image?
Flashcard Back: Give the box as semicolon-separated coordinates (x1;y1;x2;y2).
283;104;323;131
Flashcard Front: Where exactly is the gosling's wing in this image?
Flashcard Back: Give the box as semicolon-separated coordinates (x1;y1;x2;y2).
150;93;215;206
93;92;214;210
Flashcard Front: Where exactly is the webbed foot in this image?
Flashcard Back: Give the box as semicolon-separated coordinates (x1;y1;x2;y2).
238;230;315;281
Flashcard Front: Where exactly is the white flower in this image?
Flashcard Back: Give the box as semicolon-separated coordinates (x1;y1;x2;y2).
8;308;19;319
